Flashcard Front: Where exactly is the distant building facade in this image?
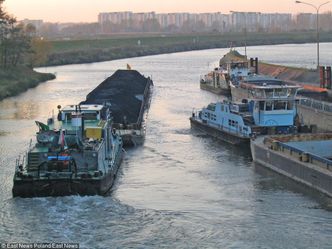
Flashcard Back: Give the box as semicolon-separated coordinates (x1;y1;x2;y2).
97;11;332;33
20;19;44;30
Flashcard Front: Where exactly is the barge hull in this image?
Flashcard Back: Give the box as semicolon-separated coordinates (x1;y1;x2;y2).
200;83;230;96
13;149;123;198
190;117;249;145
13;177;112;197
251;138;332;197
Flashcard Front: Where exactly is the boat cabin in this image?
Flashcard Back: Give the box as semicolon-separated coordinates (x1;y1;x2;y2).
227;61;250;81
197;93;298;138
199;101;252;137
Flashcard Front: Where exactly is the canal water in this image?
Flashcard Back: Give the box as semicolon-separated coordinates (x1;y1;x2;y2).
0;43;332;248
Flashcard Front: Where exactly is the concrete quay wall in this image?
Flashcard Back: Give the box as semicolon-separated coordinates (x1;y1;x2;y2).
297;104;332;132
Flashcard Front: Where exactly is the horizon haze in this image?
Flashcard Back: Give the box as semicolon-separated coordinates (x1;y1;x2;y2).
4;0;332;23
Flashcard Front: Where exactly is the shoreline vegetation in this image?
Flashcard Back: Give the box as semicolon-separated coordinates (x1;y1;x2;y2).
0;66;55;101
1;31;332;101
0;0;56;101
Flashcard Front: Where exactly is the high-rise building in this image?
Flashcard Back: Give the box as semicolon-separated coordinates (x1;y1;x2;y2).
97;11;328;33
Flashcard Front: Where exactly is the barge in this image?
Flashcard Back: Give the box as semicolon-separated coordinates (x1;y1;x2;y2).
200;50;250;96
13;104;123;197
251;133;332;197
82;69;153;146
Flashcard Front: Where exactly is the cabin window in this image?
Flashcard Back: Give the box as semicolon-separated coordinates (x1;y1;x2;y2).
65;113;72;120
228;119;239;127
287;101;293;110
274;101;286;110
265;89;273;98
255;90;264;98
207;104;216;111
84;112;98;120
291;88;297;96
249;90;255;98
209;113;216;121
259;101;265;111
265;101;273;111
274;88;288;97
221;105;224;112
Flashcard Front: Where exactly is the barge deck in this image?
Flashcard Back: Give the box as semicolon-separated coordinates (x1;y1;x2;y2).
82;69;153;146
251;133;332;197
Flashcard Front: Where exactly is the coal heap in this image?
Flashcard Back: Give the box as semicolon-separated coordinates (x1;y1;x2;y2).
82;69;152;124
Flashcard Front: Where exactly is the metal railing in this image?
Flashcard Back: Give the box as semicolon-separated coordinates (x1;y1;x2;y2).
268;140;332;171
299;98;332;113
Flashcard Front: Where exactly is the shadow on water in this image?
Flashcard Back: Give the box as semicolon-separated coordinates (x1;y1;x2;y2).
190;128;252;162
254;162;332;211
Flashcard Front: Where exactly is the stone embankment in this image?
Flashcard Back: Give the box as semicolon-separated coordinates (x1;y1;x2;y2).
258;63;319;85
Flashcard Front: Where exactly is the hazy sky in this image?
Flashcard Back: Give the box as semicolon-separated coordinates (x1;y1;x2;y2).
4;0;332;23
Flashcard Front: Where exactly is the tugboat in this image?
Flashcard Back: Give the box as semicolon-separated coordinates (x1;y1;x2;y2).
190;101;252;144
200;50;251;96
190;79;301;145
12;104;123;197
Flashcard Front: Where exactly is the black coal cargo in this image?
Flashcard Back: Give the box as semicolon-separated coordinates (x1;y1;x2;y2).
82;69;153;126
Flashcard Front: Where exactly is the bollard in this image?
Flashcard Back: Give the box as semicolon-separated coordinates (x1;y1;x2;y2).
320;66;326;88
326;66;331;90
255;57;259;74
250;58;254;67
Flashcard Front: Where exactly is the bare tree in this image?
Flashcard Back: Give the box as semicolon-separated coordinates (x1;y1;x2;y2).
0;0;33;68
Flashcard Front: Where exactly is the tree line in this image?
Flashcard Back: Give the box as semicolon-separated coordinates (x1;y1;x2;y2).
0;0;50;69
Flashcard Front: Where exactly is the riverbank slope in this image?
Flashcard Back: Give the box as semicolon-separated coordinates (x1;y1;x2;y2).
0;67;56;101
45;31;332;66
258;62;319;85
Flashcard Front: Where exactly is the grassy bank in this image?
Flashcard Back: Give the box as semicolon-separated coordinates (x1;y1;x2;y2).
0;67;56;101
45;31;332;66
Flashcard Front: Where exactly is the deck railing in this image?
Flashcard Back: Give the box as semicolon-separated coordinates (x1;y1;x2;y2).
299;98;332;113
264;138;332;171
